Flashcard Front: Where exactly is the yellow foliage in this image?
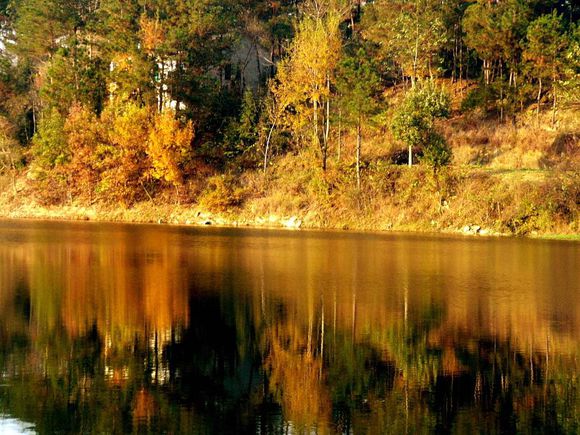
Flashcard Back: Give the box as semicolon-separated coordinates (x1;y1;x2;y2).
271;12;342;142
147;110;194;187
97;103;151;203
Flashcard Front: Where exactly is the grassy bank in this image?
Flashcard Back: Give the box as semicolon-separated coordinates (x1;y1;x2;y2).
1;160;578;239
1;90;578;239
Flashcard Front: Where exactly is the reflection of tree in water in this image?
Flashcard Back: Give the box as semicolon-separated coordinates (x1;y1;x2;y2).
1;282;579;433
0;228;579;434
263;304;332;429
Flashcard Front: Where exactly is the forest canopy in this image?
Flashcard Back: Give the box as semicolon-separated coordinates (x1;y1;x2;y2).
0;0;578;206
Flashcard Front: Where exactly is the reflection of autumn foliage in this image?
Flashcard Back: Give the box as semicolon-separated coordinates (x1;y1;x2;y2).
264;322;331;428
132;388;157;426
3;227;189;348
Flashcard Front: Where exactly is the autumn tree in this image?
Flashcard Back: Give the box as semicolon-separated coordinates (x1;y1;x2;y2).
98;102;151;204
271;9;342;170
147;110;194;196
64;104;103;200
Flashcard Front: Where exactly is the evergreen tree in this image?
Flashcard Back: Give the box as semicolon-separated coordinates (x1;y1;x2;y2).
336;47;381;189
523;11;569;123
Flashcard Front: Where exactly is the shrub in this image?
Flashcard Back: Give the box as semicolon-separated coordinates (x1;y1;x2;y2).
198;174;245;212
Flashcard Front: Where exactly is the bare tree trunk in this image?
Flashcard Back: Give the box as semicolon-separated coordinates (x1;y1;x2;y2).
255;41;262;84
552;83;557;128
412;25;419;87
537;77;542;123
356;117;361;190
408;145;413;167
323;75;330;171
337;108;342;162
499;60;504;123
452;28;458;84
158;59;165;113
263;121;277;174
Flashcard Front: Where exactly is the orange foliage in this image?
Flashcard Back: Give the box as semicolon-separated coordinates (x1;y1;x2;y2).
139;15;166;54
147;110;194;187
265;321;331;427
64;104;103;200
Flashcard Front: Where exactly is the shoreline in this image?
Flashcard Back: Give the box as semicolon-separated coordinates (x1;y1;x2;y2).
2;201;578;242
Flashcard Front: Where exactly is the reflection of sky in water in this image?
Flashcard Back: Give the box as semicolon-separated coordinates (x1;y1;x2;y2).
0;415;36;434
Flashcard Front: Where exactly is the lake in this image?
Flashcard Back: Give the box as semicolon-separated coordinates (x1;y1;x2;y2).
0;220;578;434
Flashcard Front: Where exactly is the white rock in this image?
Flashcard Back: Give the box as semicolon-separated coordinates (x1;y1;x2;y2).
283;216;302;229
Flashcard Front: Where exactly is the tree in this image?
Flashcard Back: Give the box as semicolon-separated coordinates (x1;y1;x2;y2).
40;42;107;115
463;0;530;120
222;89;262;163
0;116;19;194
100;0;156;107
98;102;151;204
523;11;568;124
147;109;194;195
63;103;103;200
391;80;451;168
10;0;102;126
362;0;448;84
31;107;67;169
336;48;381;189
271;10;342;170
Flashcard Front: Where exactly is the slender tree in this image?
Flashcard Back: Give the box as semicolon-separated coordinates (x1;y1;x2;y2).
336;48;381;189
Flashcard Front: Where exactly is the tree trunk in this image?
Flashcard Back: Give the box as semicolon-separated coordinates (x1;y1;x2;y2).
408;145;413;167
356;116;361;190
537;77;542;123
158;59;165;113
263;120;277;174
323;75;331;171
337;108;342;163
499;60;504;123
459;39;464;89
552;83;557;128
412;25;419;87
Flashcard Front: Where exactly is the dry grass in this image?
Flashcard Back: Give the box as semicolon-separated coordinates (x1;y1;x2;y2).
1;80;578;237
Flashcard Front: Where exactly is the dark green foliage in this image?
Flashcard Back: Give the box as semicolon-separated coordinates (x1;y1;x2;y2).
41;43;107;115
392;81;451;168
421;130;451;168
222;89;262;162
336;48;382;127
31;108;68;169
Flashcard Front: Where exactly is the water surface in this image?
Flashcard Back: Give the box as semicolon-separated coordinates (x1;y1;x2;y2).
0;220;578;433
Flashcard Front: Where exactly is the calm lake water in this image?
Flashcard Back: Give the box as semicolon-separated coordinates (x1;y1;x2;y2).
0;220;578;434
